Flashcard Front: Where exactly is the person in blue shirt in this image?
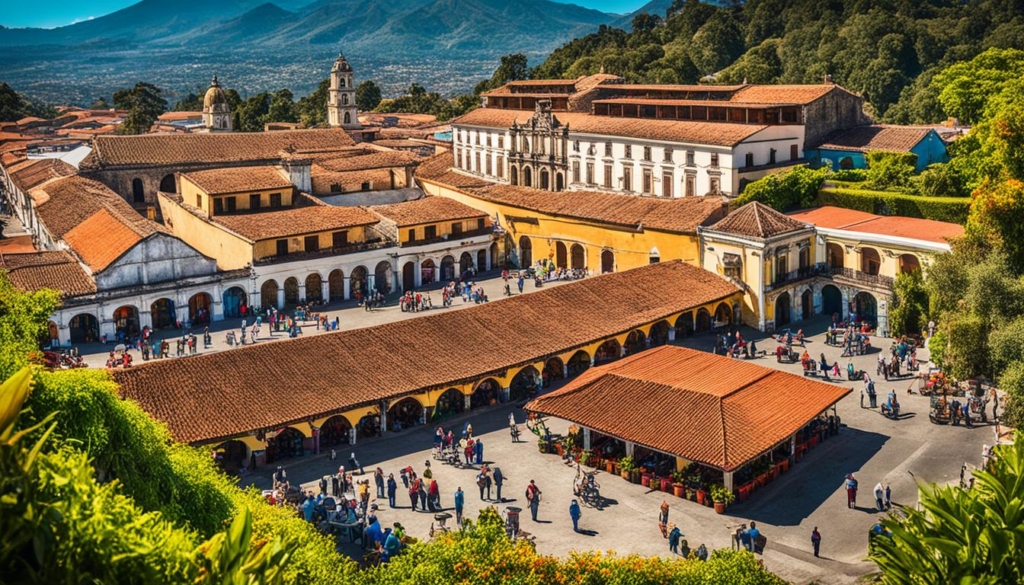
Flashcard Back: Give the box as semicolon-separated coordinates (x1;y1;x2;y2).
454;487;465;526
748;521;761;553
569;499;581;532
668;525;683;555
301;495;316;522
382;528;401;562
387;473;397;508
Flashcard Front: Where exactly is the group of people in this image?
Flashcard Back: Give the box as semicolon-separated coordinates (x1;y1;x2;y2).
717;331;761;359
399;290;434;312
844;473;892;512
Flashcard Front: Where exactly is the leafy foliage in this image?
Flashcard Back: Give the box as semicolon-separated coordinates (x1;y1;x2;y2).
816;187;971;224
374;83;477;122
889;271;928;337
967;179;1024;274
474;53;529;95
0;82;55;122
865;151;918;192
0;273;61;381
735;165;828;211
355;80;382;112
113;82;168;134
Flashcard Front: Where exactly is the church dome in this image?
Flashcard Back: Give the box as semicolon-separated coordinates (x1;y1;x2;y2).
203;75;228;110
331;53;352;73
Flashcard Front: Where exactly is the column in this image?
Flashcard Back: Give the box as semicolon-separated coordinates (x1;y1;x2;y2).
789;433;797;465
582;428;591;450
723;470;734;492
298;283;306;303
589;356;595;367
620;344;627;357
464;393;472;411
321;281;330;303
645;336;652;347
379;402;388;435
562;364;569;378
415;259;423;288
668;327;676;341
277;289;285;309
625;441;635;457
343;277;351;300
484;248;492;271
349;427;357;445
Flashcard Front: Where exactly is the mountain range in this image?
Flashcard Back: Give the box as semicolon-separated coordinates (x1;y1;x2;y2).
0;0;671;103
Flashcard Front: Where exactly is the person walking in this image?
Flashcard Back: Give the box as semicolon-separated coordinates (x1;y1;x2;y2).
387;473;397;509
526;479;542;521
668;524;682;555
658;501;670;538
349;452;364;475
477;468;490;500
428;479;440;512
493;467;505;502
408;478;419;511
884;484;891;509
846;474;858;508
454;487;465;526
811;527;821;558
517;275;525;294
569;499;582;532
375;468;385;499
418;478;428;511
475;438;484;465
874;482;885;512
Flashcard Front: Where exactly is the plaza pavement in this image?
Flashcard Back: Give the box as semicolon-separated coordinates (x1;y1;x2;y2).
225;313;994;585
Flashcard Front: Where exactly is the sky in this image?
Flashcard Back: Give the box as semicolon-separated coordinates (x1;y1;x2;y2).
2;0;650;29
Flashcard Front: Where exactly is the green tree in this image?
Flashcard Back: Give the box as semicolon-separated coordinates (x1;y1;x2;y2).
172;92;201;112
0;273;60;381
475;53;530;95
932;47;1024;125
355;80;382;111
297;78;329;128
966;179;1024;273
735;165;829;211
913;163;966;198
0;82;54;122
688;12;745;76
114;82;168;134
90;97;110;110
865;151;918;192
236;93;270;132
872;438;1024;584
266;89;298;123
889;270;928;337
717;39;783;85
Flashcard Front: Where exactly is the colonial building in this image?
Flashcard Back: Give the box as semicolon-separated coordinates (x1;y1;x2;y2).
327;53;361;130
201;76;234;132
451;76;870;198
806;125;948;172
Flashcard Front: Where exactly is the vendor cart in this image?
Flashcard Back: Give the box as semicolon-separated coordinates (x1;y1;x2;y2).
929;395;951;425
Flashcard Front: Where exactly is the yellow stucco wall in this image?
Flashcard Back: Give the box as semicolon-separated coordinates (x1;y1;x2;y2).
158;195;255;270
400;217;489;244
180;175;294;216
421;179;701;271
252;226;367;260
823;235;923;279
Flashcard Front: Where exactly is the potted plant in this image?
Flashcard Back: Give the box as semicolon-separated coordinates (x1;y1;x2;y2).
711;484;735;514
554;439;565;457
605;457;617;474
696;488;708;506
538;437;551;454
619;456;635;481
671;470;685;498
649;477;660;491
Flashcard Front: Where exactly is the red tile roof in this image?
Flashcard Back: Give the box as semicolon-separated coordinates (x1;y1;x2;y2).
0;250;96;297
112;261;740;444
181;166;292;195
370;196;487;227
311;167;395;195
787;206;964;245
729;85;845;105
526;346;850;471
8;158;78;192
211;205;380;242
315;151;419;173
816;125;932;153
415;152;727;234
452;109;767;147
708;202;810;239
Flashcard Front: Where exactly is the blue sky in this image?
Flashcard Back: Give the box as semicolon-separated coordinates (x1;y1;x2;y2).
3;0;649;28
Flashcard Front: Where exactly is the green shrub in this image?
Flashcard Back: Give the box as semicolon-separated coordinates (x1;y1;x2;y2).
831;169;868;182
736;165;830;211
817;187;971;224
865;151;918;192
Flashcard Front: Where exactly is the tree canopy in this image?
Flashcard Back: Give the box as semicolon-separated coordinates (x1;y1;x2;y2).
0;83;55;122
113;82;168;134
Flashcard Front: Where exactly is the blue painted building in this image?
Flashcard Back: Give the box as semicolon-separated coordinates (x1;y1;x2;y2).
808;125;948;172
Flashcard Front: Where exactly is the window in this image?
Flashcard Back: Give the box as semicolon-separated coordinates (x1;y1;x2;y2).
475;152;481;173
643;169;653;194
662;172;672;197
497;156;504;178
723;253;742;281
458;149;465;169
710;177;720;193
213;198;224;214
461;131;467;144
775;255;788;283
196;194;203;208
477;218;485;230
486;155;492;176
769;148;776;165
624;144;632;159
270;193;282;208
475;132;480;145
249;194;261;209
406;229;415;242
745;153;754;168
131;178;145;203
643;146;652;161
790;144;799;160
537;136;545;155
604;141;612;156
304;235;319;252
361;181;372;191
585;162;594;185
623;167;633;192
572;161;580;183
686;176;695;197
573;140;580;152
710;154;719;168
664;147;673;162
603;164;613;188
686;151;695;166
498;136;504;149
276;239;289;256
342;94;349;105
425;225;437;240
452;222;463;236
486;134;492;147
224;197;236;212
333;231;348;248
330;183;342;193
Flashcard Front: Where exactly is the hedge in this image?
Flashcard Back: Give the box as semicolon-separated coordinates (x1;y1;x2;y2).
817;187;971;224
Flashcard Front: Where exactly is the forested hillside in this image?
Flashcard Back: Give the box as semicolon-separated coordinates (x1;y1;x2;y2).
531;0;1024;121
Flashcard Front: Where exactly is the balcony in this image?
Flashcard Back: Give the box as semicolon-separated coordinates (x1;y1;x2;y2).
254;239;394;266
401;227;496;248
764;264;829;291
830;266;895;288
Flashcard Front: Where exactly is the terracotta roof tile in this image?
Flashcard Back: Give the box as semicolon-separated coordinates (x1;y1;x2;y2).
788;206;964;245
311;168;395;195
212;205;379;241
0;250;96;297
81;129;355;170
708;202;810;239
314;151;419;172
63;208;145;271
817;125;932;153
452;109;767;147
113;261;739;444
416;152;727;234
370;196;487;227
9;158;78;192
181;166;292;195
526;346;850;471
729;85;844;105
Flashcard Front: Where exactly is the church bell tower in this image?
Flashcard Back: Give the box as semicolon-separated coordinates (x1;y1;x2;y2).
327;53;361;129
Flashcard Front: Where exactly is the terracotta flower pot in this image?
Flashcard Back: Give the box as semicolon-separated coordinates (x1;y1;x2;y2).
605;460;615;473
661;479;672;493
555;443;564;457
641;474;651;488
696;489;707;505
621;470;631;481
714;501;726;514
672;483;684;498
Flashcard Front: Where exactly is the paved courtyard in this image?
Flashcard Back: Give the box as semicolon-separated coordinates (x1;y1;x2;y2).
221;310;994;585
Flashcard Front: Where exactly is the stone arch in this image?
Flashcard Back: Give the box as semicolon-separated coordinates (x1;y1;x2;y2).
567;350;591;376
213;440;250;473
523;166;533;187
544;357;564;384
357;412;381;439
899;253;920;274
801;288;813;320
839;156;854;170
827;243;844;270
305;273;323;302
283;277;300;305
374;261;392;294
342;93;349;105
519;235;533;267
650;320;670;346
714;302;732;326
775;292;792;328
570;244;585;270
860;247;881;275
624;330;647;355
540;168;550;190
555;241;567;268
594;338;621;363
320;415;352;448
433;388;466;420
490;241;499;270
601;249;614;273
472;378;501;409
852;291;878;324
149;298;175;329
459;251;474;276
402;261;415;291
440;255;456;281
510;165;519;186
328;269;345;301
350;266;368;298
555;172;564;191
477;249;487;272
421;259;437;285
822;284;843;317
695;307;712;333
675;312;694;337
222;286;247;318
388;397;424;431
159;174;176;193
188;292;212;324
270;427;309;462
260;280;279;309
131;178;145;203
344;112;351;125
69;313;99;343
510;365;540;401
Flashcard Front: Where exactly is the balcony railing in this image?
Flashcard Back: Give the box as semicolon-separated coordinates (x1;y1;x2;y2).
765;264;829;291
402;227;497;248
830;266;895;288
254;239;394;266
